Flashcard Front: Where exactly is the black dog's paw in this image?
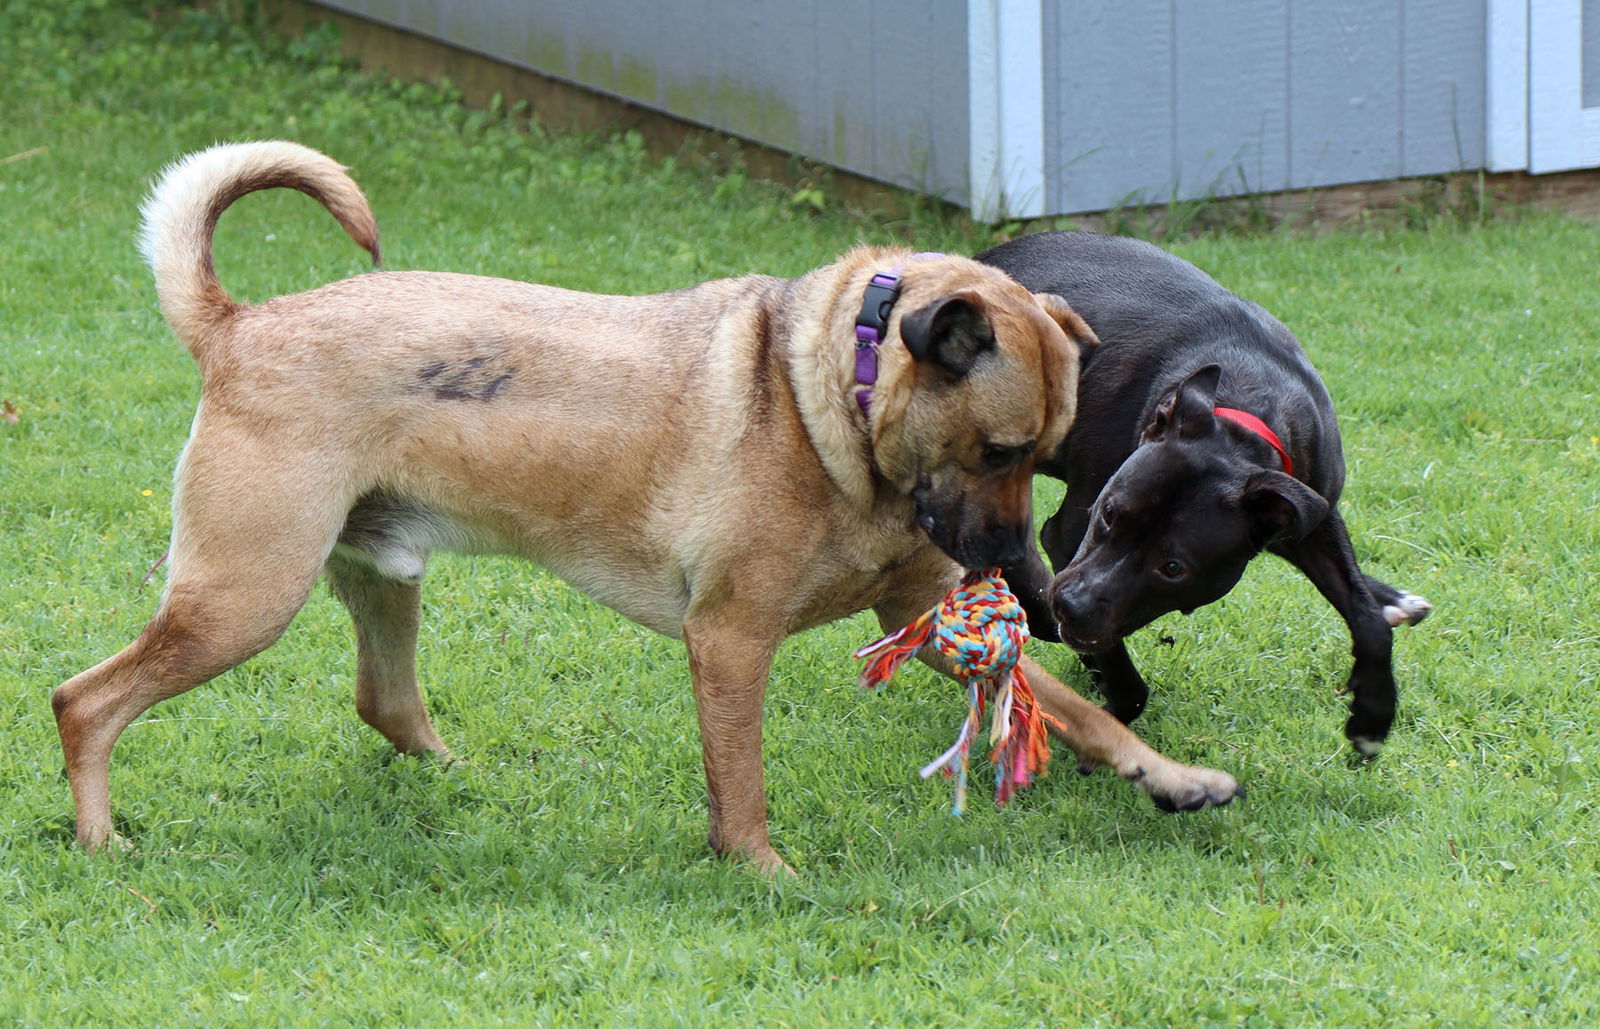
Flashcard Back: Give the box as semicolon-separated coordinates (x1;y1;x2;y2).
1345;715;1390;761
1348;737;1384;761
1384;591;1433;628
1101;703;1144;726
1345;699;1395;761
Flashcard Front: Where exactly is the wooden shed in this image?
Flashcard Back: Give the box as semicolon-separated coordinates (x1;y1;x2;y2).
311;0;1600;219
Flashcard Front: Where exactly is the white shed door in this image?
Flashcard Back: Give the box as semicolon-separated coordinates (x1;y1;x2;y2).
1528;0;1600;172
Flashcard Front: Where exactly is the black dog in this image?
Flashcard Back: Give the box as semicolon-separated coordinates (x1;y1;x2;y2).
980;231;1430;756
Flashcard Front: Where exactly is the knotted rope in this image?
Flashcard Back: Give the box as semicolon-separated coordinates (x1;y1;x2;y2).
854;569;1061;814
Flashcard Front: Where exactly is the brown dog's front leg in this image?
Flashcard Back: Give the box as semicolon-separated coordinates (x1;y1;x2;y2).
680;618;788;874
1022;656;1241;811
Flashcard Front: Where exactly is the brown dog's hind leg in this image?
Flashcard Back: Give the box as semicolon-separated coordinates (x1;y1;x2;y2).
324;552;450;757
52;571;327;852
52;421;351;852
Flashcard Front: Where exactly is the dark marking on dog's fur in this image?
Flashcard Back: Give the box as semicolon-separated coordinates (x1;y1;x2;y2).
412;355;517;402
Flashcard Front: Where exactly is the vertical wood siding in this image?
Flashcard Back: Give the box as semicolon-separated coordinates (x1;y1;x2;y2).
1044;0;1486;214
315;0;1491;217
316;0;970;202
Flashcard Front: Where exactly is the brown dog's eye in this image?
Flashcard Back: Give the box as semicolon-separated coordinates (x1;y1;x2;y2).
982;442;1033;471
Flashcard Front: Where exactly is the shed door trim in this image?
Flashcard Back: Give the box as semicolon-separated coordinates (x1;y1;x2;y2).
968;0;1046;220
1526;0;1600;172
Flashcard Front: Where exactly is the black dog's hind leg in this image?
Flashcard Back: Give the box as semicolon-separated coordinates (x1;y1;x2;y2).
1274;509;1402;757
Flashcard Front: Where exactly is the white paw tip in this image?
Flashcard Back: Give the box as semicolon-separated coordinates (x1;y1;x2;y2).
1352;737;1385;757
1384;593;1433;627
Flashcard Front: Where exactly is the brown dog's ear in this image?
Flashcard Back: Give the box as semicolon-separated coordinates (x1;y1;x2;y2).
1240;469;1329;547
900;292;994;376
1032;292;1099;352
1033;292;1098;380
1143;364;1222;442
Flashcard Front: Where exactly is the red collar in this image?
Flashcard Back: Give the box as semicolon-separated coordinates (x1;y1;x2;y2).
1214;407;1292;475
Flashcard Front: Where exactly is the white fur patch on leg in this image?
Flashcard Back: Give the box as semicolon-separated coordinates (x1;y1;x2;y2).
1352;737;1385;758
372;545;427;583
1384;592;1433;627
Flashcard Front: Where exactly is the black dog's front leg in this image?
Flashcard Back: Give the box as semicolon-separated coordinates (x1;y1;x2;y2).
1003;540;1061;643
1035;491;1151;724
1079;643;1150;724
1275;509;1398;756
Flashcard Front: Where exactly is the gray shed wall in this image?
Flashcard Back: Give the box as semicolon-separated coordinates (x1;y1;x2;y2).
313;1;1500;217
1043;0;1487;214
314;0;970;203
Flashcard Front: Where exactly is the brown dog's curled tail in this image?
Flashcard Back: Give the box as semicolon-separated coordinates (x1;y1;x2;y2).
137;140;381;355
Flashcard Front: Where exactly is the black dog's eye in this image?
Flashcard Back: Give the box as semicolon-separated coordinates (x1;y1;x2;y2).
1158;559;1185;580
982;441;1033;470
1099;501;1117;531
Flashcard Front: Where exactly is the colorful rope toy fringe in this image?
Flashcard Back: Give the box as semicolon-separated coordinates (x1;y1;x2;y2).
854;569;1062;814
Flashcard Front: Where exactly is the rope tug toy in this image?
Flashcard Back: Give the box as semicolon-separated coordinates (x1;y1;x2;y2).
854;569;1062;814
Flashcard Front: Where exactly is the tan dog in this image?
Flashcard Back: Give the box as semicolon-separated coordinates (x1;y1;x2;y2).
52;141;1239;871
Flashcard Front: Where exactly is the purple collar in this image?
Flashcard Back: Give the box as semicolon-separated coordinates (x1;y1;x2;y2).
853;253;943;417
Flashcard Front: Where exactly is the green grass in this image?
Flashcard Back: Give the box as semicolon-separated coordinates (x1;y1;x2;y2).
3;3;1598;1024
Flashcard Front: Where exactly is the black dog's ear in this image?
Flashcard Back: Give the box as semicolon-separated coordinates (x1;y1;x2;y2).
1143;364;1222;442
900;292;995;376
1240;469;1329;547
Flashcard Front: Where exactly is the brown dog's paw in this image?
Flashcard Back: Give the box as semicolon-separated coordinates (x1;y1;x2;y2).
1129;762;1243;813
714;836;797;878
80;829;134;856
741;845;797;879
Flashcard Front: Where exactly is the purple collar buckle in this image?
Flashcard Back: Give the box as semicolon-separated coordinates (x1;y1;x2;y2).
851;254;944;418
853;270;904;416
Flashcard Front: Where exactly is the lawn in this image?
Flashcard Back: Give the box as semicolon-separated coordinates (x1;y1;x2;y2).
2;3;1597;1024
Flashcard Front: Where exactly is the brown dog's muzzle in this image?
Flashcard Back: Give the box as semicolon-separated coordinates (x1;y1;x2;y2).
914;470;1033;570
